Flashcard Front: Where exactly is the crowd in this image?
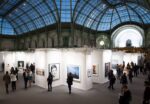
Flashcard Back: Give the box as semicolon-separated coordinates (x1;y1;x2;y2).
2;63;73;95
107;59;150;104
2;59;150;103
3;63;35;94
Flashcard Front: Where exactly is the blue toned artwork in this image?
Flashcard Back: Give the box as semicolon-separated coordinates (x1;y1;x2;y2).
67;65;80;80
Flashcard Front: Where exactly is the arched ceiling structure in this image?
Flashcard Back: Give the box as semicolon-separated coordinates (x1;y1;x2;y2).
0;0;150;35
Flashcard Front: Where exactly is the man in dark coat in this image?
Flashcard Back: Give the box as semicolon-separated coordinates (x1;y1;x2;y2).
47;72;53;91
108;70;116;90
3;71;11;94
143;81;150;104
119;85;132;104
67;72;73;94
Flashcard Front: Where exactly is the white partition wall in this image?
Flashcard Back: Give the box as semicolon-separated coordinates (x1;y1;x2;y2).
102;50;112;83
91;49;112;83
4;52;15;73
33;48;93;90
62;48;92;90
0;52;4;72
123;53;142;65
46;49;62;88
34;50;47;88
91;49;103;83
3;48;113;90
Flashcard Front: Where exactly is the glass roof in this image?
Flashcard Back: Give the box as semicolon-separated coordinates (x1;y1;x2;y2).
0;17;15;35
0;0;150;35
75;0;150;31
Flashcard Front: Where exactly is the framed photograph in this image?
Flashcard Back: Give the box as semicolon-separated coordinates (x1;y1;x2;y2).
87;69;92;78
105;62;110;77
18;61;24;68
112;60;118;69
48;63;60;80
36;69;45;76
67;65;80;82
92;64;99;75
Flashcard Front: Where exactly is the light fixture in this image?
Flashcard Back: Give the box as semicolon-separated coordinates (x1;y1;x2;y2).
100;40;105;46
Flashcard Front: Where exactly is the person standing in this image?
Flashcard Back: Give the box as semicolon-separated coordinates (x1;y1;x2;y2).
3;71;11;94
108;70;116;90
47;72;53;91
15;67;19;80
67;72;73;94
10;71;17;91
119;85;132;104
23;69;28;89
120;73;128;86
128;70;133;83
143;81;150;104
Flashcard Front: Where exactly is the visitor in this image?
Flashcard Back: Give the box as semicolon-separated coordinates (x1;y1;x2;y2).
3;71;11;94
47;72;53;91
67;72;73;94
30;63;35;83
108;70;116;90
120;73;128;86
10;70;17;91
119;85;132;104
143;81;150;104
28;69;32;87
15;67;19;80
23;69;28;89
128;70;133;83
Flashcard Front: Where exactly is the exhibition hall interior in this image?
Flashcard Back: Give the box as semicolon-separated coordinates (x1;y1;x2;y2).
0;0;150;104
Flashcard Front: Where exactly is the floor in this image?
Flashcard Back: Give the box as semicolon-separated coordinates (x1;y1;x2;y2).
0;72;146;104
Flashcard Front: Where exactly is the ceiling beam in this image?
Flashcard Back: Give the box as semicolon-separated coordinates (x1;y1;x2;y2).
2;0;26;17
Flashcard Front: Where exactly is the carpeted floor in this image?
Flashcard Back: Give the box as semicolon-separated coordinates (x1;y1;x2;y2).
0;72;147;104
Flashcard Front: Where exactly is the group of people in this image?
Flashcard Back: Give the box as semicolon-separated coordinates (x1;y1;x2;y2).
3;67;18;94
3;63;35;94
47;72;73;94
107;59;150;104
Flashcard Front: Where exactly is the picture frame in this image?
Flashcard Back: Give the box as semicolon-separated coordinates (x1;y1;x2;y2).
105;62;110;77
48;63;60;80
36;69;45;76
67;65;80;82
87;69;92;78
18;61;24;68
92;64;99;76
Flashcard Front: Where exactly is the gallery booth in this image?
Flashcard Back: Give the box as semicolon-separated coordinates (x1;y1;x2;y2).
1;48;142;90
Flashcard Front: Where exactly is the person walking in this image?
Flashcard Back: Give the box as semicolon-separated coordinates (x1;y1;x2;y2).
47;72;53;91
3;71;11;94
120;73;128;86
108;70;116;90
143;81;150;104
10;71;17;91
67;72;73;94
119;85;132;104
128;70;133;83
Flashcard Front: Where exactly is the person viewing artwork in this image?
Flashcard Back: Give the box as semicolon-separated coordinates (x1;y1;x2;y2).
67;72;73;94
47;72;53;92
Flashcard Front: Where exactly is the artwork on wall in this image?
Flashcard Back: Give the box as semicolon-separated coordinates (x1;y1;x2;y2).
67;65;80;82
112;60;118;69
87;69;92;78
105;62;110;77
18;61;24;68
92;64;98;75
48;63;60;80
36;69;45;76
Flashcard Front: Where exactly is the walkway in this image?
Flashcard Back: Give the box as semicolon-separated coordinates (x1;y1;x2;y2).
0;72;146;104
